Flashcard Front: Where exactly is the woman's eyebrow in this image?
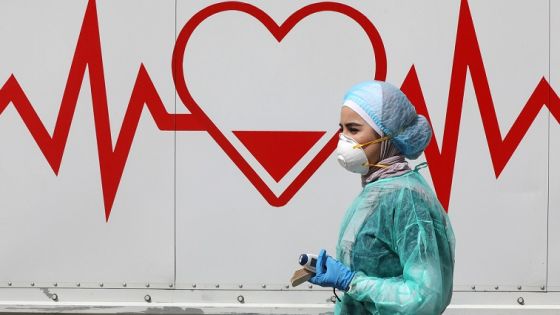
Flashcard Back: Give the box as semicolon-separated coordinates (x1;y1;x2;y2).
339;122;363;130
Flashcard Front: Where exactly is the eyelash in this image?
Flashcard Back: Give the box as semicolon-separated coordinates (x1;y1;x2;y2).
338;127;358;133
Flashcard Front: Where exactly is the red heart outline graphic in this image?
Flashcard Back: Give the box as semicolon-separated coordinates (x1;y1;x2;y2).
172;1;387;206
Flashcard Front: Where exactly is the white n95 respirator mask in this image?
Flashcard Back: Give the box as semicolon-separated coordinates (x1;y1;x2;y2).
335;133;390;175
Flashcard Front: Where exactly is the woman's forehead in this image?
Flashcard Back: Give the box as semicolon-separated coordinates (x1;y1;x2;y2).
340;106;366;124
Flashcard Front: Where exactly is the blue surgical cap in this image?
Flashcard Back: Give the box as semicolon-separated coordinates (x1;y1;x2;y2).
343;81;432;159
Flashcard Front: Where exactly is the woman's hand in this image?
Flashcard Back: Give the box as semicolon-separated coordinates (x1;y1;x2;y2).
308;249;355;291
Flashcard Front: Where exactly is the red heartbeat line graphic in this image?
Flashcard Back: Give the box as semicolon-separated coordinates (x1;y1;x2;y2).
401;0;560;209
0;0;204;221
0;0;558;221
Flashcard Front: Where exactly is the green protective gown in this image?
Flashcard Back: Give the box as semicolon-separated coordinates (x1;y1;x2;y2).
335;167;455;315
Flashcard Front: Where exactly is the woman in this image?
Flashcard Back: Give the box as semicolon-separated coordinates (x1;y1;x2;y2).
309;81;455;314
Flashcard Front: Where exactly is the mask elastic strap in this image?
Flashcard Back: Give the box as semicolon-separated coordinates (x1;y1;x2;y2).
352;136;391;149
414;162;428;171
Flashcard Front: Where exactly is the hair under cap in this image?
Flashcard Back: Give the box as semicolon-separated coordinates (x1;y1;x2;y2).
342;80;432;159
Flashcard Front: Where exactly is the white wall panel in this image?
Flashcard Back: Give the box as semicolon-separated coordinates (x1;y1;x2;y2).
0;0;176;287
446;0;549;291
174;0;374;287
175;0;550;291
548;0;560;291
0;0;553;307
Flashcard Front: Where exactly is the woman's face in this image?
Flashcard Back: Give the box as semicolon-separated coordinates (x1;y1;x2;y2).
339;106;382;166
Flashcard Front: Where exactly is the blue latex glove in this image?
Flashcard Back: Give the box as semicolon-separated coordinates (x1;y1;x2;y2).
309;249;355;291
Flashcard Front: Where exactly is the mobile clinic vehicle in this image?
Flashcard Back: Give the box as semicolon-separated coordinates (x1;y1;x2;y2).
0;0;558;314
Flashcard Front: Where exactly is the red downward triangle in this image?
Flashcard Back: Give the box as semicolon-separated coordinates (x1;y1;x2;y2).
233;131;325;182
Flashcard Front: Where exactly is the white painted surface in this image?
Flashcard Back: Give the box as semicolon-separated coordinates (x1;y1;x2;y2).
0;0;175;287
0;0;557;312
548;0;560;292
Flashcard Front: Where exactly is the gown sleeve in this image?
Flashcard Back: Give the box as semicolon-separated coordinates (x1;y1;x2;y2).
345;187;451;315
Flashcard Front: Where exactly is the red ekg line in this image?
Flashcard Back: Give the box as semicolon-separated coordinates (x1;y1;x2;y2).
401;0;560;209
0;0;205;221
0;0;558;220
